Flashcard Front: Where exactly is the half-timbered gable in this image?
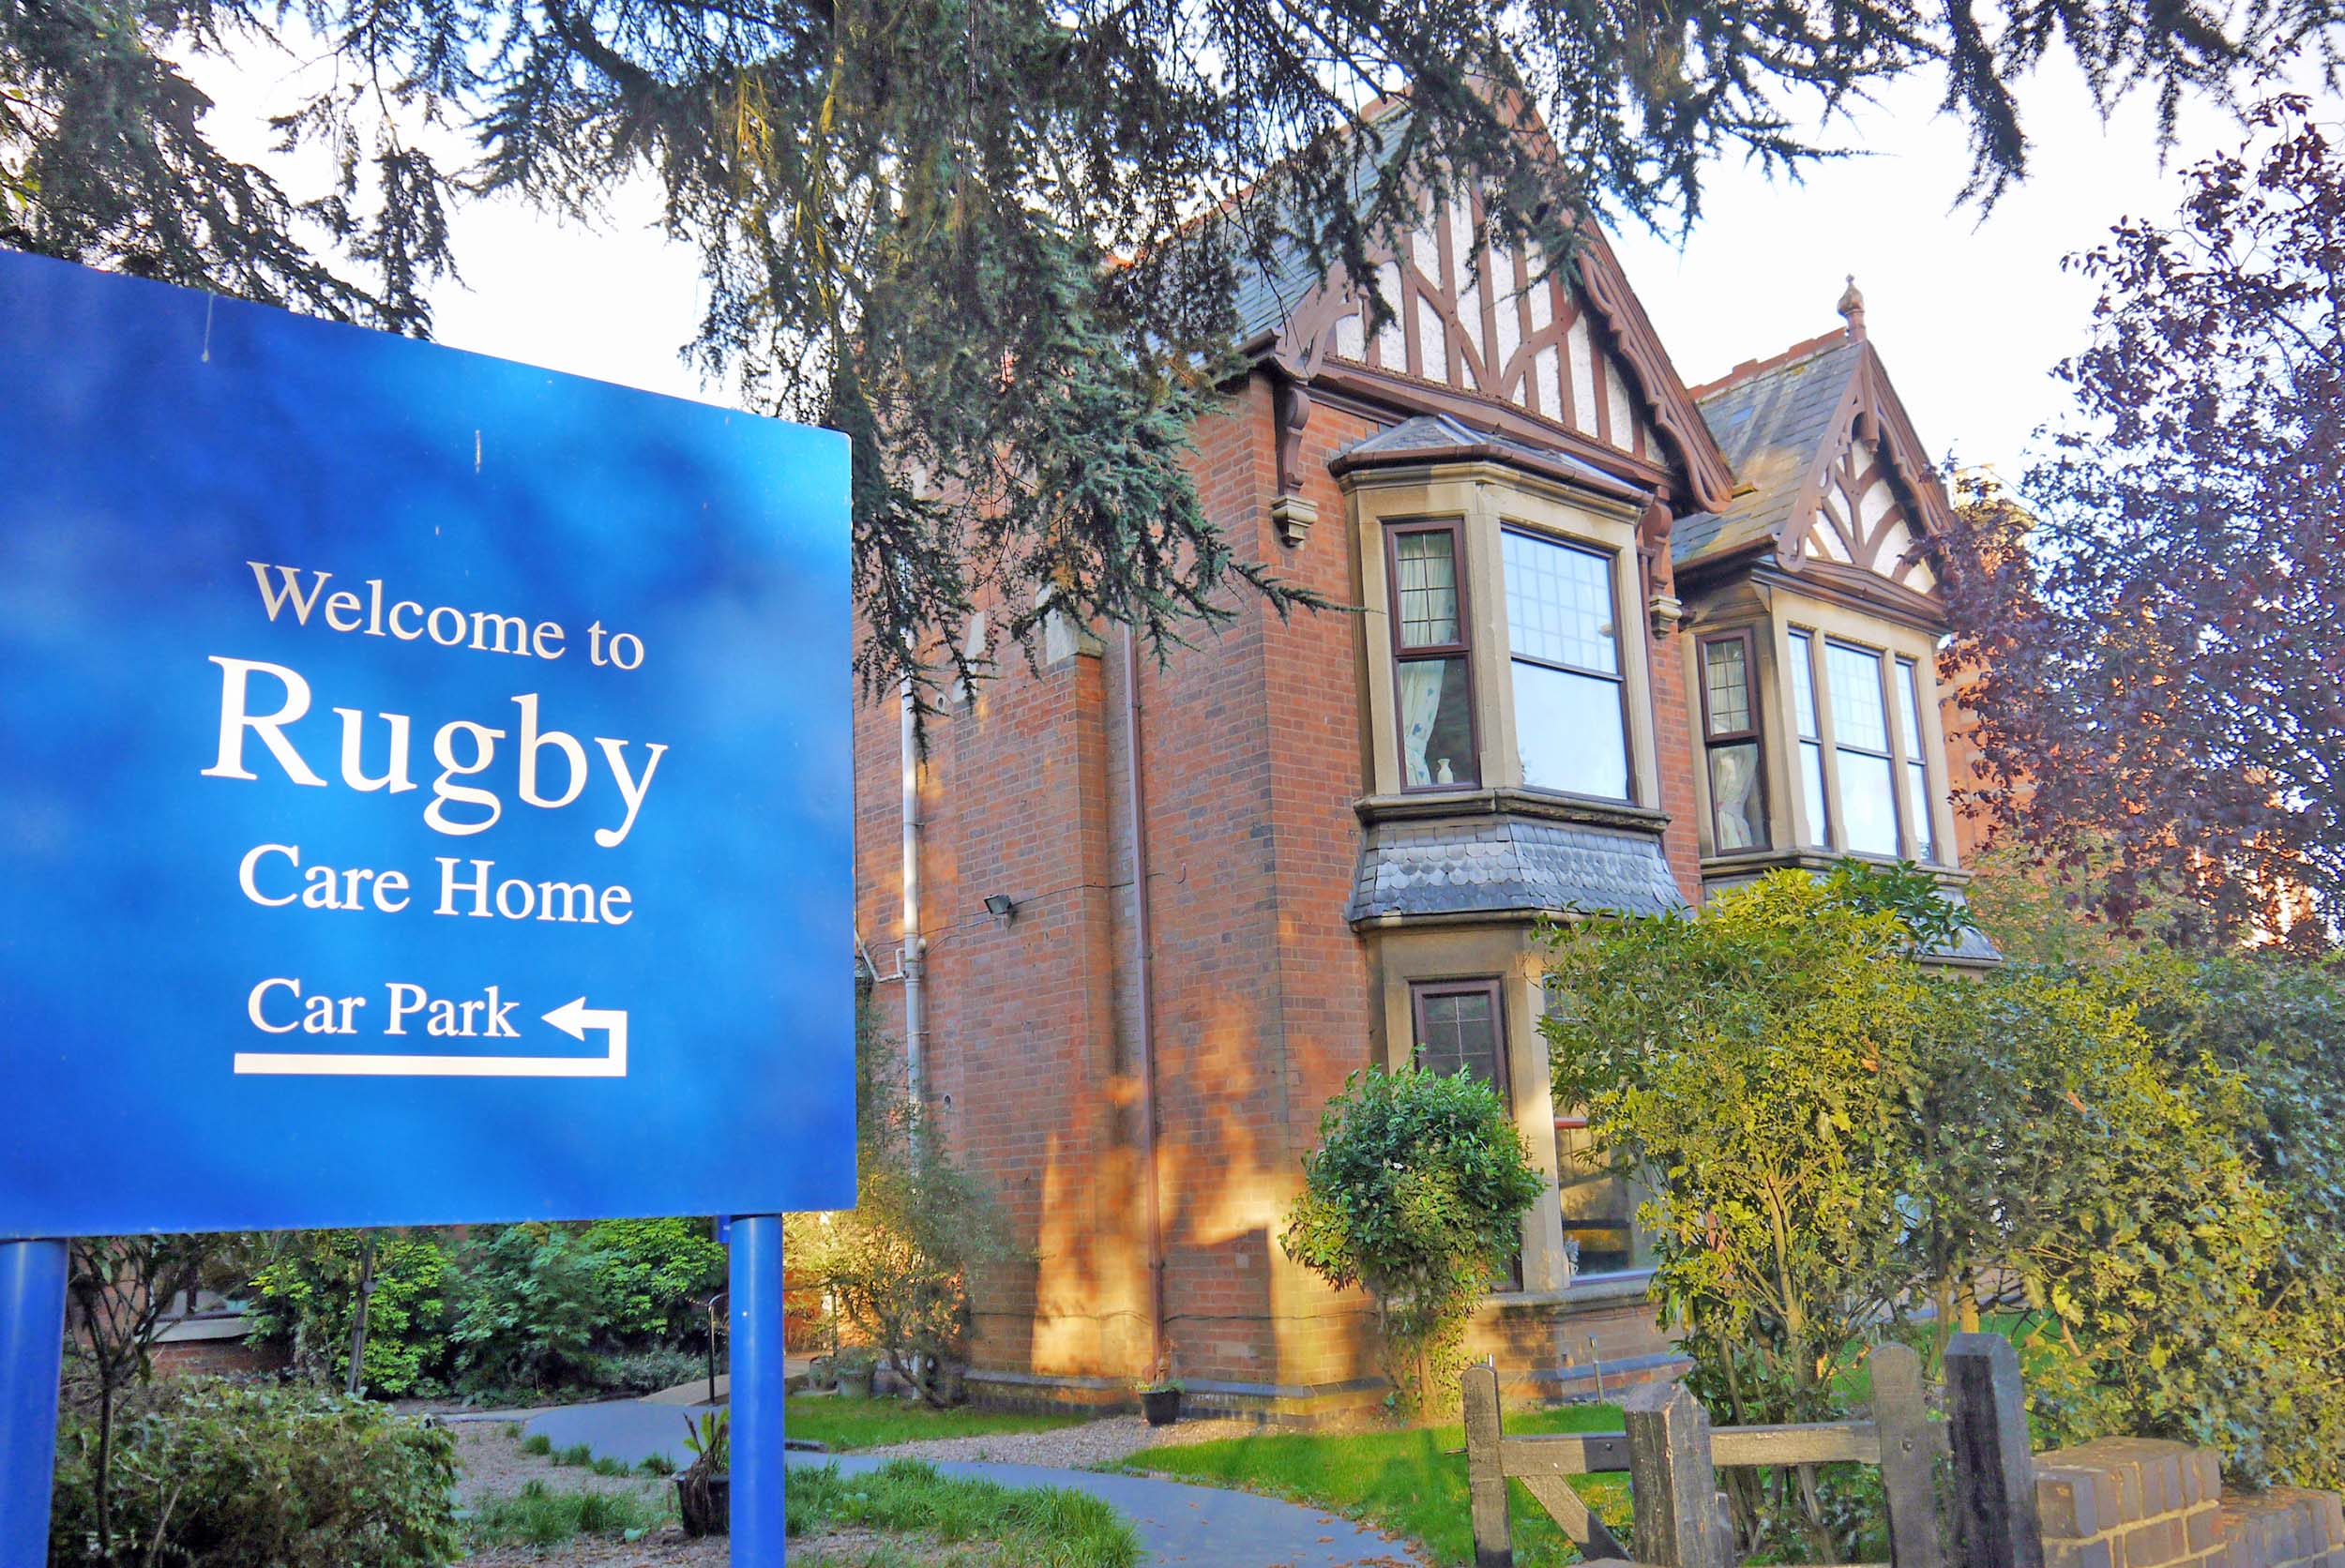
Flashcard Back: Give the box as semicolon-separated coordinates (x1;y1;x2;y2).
1232;105;1736;520
1672;284;1957;612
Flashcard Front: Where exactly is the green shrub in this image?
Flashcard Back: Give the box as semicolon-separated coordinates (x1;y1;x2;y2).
590;1344;708;1395
48;1379;459;1567
246;1231;450;1395
1545;862;2330;1529
1279;1064;1544;1417
581;1216;726;1340
519;1431;553;1455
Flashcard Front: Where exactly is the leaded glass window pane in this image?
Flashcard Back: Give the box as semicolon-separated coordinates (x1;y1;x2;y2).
1396;531;1460;648
1825;641;1891;753
1416;989;1502;1083
1703;640;1750;735
1709;741;1763;851
1789;632;1821;740
1801;741;1831;847
1840;751;1901;856
1504;531;1616;675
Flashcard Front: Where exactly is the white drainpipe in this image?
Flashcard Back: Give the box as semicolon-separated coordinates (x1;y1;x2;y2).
900;682;927;1111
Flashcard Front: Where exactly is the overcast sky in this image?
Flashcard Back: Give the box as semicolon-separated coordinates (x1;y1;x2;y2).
192;45;2337;488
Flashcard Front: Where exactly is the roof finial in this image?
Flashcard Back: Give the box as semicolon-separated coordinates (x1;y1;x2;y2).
1838;275;1867;340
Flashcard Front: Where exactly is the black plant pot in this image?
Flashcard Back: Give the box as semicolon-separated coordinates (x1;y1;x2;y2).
1141;1388;1183;1427
676;1471;730;1537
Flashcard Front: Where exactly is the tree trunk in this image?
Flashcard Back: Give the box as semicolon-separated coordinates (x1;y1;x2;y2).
345;1234;380;1398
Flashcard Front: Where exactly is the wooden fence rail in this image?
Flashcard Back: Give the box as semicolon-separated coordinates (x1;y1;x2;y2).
1462;1332;2047;1568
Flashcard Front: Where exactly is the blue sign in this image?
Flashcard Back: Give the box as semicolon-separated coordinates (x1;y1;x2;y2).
0;249;856;1236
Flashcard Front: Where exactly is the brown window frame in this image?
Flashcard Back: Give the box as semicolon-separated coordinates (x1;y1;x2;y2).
1697;628;1771;853
1384;520;1480;792
1407;975;1513;1099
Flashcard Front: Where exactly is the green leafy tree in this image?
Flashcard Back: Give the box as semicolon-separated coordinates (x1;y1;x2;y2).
1542;868;1926;1547
247;1230;450;1395
1546;864;2329;1543
9;0;2335;705
1280;1064;1543;1418
444;1223;613;1394
580;1216;727;1341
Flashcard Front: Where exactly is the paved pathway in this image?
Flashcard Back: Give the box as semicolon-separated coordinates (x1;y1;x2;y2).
523;1401;1426;1567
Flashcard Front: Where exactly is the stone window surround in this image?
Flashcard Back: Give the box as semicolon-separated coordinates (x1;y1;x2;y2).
1369;922;1588;1296
1683;584;1959;869
1346;460;1659;810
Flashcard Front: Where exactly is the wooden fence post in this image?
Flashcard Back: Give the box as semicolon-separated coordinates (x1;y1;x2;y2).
1462;1362;1513;1568
1872;1342;1946;1568
1945;1333;2045;1568
1624;1380;1727;1568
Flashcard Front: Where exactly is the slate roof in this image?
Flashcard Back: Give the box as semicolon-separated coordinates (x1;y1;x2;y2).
1228;104;1413;345
1331;414;1646;500
1348;816;1687;924
1672;336;1861;569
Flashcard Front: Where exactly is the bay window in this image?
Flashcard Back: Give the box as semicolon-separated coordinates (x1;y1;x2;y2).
1503;528;1629;801
1387;523;1478;790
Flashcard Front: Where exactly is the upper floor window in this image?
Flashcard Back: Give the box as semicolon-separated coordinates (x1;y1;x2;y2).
1786;628;1940;862
1388;523;1478;790
1897;658;1938;865
1503;529;1628;801
1700;632;1767;852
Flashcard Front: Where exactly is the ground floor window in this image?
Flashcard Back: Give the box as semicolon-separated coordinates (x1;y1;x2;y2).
1542;977;1655;1280
1409;977;1522;1288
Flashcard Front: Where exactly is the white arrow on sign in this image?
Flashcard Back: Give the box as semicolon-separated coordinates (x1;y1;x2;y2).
233;999;628;1078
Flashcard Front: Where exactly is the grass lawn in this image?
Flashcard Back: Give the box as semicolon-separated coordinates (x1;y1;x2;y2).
787;1393;1087;1452
1116;1403;1634;1568
792;1458;1139;1567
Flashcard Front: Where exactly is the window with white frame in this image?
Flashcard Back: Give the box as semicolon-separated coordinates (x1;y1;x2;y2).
1785;629;1942;861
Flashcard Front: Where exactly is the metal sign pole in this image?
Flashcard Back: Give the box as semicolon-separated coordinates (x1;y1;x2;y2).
730;1214;787;1565
0;1238;69;1562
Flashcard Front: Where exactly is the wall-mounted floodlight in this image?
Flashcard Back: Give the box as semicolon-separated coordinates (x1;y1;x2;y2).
983;894;1020;924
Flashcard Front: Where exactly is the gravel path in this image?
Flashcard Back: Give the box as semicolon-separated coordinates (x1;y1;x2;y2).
858;1412;1262;1467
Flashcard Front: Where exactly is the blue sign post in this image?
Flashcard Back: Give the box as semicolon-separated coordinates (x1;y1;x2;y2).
0;249;855;1560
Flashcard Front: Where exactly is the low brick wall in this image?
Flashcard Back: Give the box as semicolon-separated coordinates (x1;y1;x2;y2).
2036;1437;2345;1568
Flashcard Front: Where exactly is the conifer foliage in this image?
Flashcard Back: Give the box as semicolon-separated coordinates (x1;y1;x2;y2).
7;0;2337;697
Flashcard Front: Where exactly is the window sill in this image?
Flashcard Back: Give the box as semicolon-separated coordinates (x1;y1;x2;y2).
1699;846;1967;882
1357;787;1670;836
1480;1270;1657;1313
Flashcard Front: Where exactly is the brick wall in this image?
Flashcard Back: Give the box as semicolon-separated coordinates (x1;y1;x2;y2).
846;365;1713;1404
2037;1439;2345;1568
1642;606;1704;902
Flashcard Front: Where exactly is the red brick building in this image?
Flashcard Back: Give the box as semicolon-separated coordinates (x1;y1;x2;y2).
852;106;1989;1417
